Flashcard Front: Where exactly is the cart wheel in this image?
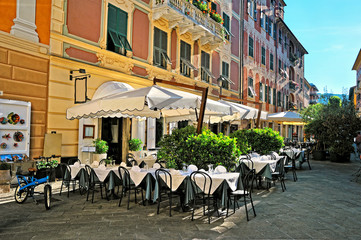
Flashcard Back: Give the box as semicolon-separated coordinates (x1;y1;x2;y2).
14;183;28;204
44;184;52;210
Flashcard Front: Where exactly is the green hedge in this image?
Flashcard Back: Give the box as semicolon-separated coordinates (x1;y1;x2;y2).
158;126;240;170
231;128;284;155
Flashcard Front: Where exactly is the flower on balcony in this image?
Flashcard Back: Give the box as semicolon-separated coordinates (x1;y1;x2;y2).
156;0;165;4
193;0;210;14
210;10;223;24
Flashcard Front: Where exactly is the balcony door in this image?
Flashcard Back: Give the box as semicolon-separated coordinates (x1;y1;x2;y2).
101;117;123;163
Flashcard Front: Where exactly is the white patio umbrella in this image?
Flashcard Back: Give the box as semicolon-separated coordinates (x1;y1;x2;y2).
66;85;232;120
267;111;303;122
208;100;267;123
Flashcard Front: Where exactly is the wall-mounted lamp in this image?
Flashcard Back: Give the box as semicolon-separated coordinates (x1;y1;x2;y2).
70;69;91;104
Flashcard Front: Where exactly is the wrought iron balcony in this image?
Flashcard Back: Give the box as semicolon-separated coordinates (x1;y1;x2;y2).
153;0;224;47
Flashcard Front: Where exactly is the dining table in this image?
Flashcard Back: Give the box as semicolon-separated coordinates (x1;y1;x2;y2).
152;169;242;208
281;148;305;167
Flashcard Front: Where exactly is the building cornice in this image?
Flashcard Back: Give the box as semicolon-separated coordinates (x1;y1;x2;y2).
276;18;308;55
352;49;361;70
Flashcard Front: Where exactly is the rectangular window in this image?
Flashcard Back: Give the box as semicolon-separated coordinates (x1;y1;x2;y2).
253;1;257;21
153;27;170;69
201;51;213;83
268;86;271;103
270;53;274;70
107;4;132;56
273;88;276;105
279;29;282;44
277;91;281;106
278;59;282;74
211;2;217;12
268;18;272;35
261;47;266;65
265;85;268;103
259;83;263;101
180;41;194;77
249;36;254;58
247;0;251;15
273;22;277;39
222;62;230;89
223;13;230;40
260;10;264;28
265;15;269;33
248;77;254;97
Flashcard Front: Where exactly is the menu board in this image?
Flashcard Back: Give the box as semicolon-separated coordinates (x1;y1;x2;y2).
0;99;31;160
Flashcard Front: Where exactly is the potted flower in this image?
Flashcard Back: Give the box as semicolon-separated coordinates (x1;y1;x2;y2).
36;159;59;182
129;138;143;159
0;162;11;193
93;139;109;163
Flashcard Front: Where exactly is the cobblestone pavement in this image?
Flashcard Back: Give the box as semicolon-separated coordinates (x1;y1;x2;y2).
1;160;361;240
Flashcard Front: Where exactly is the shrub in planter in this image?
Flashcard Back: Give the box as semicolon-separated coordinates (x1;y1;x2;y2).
184;130;240;170
36;160;58;181
157;126;197;169
129;138;143;151
229;130;251;154
238;128;284;155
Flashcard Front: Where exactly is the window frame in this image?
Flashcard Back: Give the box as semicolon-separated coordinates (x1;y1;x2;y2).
201;51;213;83
153;27;170;69
270;53;274;71
259;82;263;101
221;61;230;89
261;47;266;65
248;77;254;98
249;36;254;58
180;40;195;77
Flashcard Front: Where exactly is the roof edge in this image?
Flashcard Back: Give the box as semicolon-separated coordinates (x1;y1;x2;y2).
352;49;361;70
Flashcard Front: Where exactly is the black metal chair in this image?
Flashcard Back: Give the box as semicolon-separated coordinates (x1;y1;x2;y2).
189;171;219;224
303;147;312;170
271;156;286;192
59;163;78;197
227;169;256;221
126;153;138;167
118;166;144;210
155;169;181;217
284;151;298;182
85;165;106;203
67;158;81;165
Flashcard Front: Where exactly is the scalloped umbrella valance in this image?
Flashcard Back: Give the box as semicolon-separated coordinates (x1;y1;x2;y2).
66;85;232;120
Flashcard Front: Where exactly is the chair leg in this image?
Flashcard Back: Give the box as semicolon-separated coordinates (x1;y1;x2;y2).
307;160;312;170
244;195;249;221
157;194;161;214
67;181;70;198
134;188;137;204
100;185;103;199
207;197;211;224
233;196;236;214
91;184;95;203
169;192;172;217
118;188;124;207
127;189;130;210
250;196;256;217
141;189;145;206
60;182;63;196
191;198;196;221
86;184;90;201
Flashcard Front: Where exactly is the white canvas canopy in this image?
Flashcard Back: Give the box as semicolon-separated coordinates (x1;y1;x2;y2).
267;111;303;122
66;85;232;120
209;100;267;123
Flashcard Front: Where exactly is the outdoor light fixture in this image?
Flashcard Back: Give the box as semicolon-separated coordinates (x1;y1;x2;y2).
69;69;91;104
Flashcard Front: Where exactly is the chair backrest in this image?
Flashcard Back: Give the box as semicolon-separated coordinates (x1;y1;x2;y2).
242;169;256;194
126;154;138;167
85;165;93;183
59;163;71;180
67;158;81;165
99;159;107;166
118;166;130;188
190;171;212;196
239;158;253;179
155;168;172;191
276;157;286;176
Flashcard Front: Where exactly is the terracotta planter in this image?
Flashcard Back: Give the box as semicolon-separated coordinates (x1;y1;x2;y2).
329;152;350;163
0;170;11;193
312;150;326;161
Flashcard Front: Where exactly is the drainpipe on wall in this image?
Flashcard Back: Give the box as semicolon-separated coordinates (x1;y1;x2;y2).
239;0;244;99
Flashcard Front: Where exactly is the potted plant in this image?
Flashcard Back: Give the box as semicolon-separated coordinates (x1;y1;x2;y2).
0;162;11;193
128;138;143;158
93;139;109;163
36;159;58;182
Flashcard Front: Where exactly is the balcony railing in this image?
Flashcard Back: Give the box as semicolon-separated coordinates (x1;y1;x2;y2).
153;0;224;46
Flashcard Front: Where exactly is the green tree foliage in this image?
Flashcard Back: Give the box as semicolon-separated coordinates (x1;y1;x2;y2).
229;130;251;154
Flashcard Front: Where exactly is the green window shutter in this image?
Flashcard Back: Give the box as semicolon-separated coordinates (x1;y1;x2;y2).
118;9;128;36
261;47;265;65
279;59;282;74
253;2;257;21
108;4;117;31
223;13;230;32
265;84;268;101
259;83;263;101
270;53;274;70
265;16;268;32
249;37;254;58
273;88;276;105
268;86;271;103
273;23;277;39
211;2;217;12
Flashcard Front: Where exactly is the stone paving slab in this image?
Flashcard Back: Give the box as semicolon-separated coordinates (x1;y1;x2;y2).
0;160;361;239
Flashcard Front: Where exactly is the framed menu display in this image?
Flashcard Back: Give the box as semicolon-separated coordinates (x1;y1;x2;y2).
0;99;31;159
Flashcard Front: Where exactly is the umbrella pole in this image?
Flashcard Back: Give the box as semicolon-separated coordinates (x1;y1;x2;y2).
153;78;208;135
